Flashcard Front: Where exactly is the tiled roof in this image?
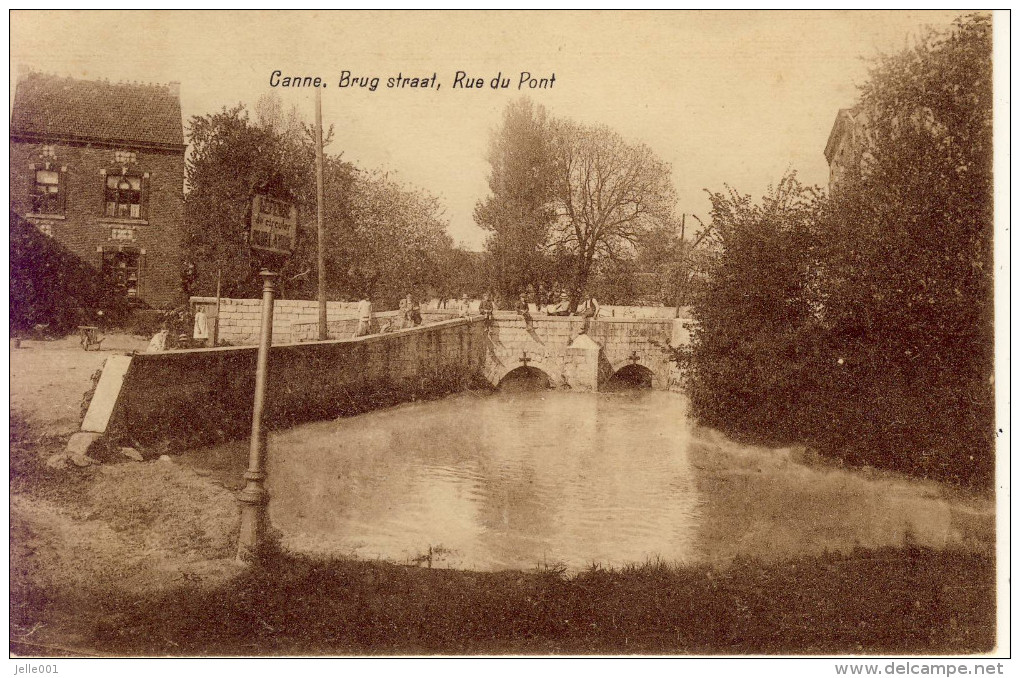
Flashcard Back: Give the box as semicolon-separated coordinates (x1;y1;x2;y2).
11;72;184;148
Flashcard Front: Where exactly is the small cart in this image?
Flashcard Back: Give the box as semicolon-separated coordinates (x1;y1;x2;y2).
78;325;105;351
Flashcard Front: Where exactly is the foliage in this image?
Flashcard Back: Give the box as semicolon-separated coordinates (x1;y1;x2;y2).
339;169;453;307
635;216;717;307
14;544;994;655
184;103;455;308
685;174;823;439
685;14;995;487
475;102;678;307
9;209;133;334
183;104;319;299
812;13;995;484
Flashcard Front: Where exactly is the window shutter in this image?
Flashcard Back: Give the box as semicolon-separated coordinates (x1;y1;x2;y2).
141;174;150;221
100;169;108;216
137;250;146;300
58;169;67;214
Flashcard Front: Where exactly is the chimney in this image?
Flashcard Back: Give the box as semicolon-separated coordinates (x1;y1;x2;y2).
167;81;180;98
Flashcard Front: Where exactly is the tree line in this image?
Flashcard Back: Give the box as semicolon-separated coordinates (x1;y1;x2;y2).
681;15;994;487
183;95;476;309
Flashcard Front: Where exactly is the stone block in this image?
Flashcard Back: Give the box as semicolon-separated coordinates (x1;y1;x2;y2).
66;431;105;464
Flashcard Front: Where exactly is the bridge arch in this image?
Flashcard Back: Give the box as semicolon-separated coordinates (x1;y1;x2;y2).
497;365;554;390
606;357;665;390
487;360;559;389
606;363;656;389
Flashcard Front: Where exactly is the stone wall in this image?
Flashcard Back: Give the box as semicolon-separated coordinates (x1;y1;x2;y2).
290;311;462;342
598;305;687;319
190;297;361;346
94;317;486;448
190;297;464;346
72;309;689;454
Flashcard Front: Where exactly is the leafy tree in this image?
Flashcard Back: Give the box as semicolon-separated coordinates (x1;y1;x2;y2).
813;13;994;484
342;169;453;307
550;121;676;309
685;14;994;487
185;103;453;309
686;173;823;438
184;105;317;298
636;215;716;307
474;99;558;301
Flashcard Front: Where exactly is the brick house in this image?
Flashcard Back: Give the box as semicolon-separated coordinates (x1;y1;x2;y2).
10;71;186;308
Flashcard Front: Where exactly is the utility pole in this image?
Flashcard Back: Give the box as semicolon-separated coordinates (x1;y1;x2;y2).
212;266;222;346
315;87;327;340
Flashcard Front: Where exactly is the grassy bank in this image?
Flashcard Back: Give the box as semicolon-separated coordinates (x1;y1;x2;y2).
9;414;996;656
12;544;996;656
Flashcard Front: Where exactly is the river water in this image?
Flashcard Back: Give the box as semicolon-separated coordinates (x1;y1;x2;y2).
185;390;993;572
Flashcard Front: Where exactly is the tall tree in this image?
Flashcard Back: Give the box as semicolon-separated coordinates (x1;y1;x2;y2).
550;121;676;309
474;99;558;302
185;103;453;308
814;13;994;484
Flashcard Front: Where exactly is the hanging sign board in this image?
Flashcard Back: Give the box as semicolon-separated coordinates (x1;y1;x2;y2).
249;195;297;256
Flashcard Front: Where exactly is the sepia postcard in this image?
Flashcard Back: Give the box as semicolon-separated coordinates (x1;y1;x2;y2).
7;9;1010;672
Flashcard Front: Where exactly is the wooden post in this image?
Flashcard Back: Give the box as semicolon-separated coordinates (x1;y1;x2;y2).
315;88;327;340
212;267;222;347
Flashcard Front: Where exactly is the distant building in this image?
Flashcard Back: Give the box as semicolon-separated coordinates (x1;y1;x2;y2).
823;107;869;188
10;71;186;307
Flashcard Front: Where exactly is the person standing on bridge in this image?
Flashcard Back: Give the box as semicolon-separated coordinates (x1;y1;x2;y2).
459;293;471;318
399;294;411;329
479;292;495;321
410;295;422;326
354;295;373;338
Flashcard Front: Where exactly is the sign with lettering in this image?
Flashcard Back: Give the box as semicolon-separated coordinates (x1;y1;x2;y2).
249;195;296;256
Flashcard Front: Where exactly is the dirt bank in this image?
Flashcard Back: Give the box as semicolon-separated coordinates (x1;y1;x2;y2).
10;334;148;436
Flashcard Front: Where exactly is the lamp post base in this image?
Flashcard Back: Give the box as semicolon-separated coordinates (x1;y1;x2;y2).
236;473;270;564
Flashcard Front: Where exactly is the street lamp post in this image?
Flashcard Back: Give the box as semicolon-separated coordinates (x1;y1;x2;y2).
236;268;278;563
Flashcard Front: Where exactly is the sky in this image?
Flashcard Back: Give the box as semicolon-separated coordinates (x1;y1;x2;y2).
10;10;969;250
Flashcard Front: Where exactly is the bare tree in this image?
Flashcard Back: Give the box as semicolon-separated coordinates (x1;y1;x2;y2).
550;121;676;308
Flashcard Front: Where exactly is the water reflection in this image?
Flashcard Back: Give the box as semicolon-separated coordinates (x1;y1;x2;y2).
184;391;993;572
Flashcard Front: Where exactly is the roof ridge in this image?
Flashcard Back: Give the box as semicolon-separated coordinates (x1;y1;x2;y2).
17;68;181;95
11;71;184;148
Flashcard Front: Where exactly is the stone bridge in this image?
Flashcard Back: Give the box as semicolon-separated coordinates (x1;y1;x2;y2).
482;313;687;391
70;309;691;454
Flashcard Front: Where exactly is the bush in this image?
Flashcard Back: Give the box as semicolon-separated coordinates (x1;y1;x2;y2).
10;209;135;336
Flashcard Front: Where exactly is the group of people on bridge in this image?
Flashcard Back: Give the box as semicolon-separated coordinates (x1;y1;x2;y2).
348;286;598;340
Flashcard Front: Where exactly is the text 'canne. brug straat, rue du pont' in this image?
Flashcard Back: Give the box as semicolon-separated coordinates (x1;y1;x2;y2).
268;70;556;92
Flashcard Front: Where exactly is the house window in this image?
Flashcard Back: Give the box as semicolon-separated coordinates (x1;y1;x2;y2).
115;150;137;164
102;251;140;298
105;175;142;218
41;145;56;159
32;169;63;214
